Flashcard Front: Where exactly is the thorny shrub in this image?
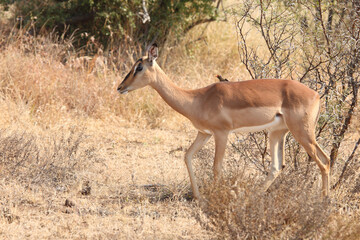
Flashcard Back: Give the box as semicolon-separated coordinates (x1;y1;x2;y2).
0;128;96;190
195;156;360;239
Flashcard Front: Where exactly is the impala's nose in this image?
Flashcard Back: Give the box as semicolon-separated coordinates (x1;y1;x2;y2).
117;85;128;94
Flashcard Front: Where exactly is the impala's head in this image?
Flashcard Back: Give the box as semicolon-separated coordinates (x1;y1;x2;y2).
117;44;159;94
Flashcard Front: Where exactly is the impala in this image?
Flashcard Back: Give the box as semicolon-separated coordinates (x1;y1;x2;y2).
117;44;330;200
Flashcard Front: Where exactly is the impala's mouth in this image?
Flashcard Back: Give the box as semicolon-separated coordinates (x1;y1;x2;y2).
117;87;129;95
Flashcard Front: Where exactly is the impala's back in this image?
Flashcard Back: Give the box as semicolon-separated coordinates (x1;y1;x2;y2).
188;79;319;132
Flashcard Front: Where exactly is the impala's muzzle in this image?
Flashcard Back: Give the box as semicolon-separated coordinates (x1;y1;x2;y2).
117;71;131;94
117;85;128;94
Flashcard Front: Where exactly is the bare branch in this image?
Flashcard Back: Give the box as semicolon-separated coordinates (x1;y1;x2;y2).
138;0;151;23
332;137;360;189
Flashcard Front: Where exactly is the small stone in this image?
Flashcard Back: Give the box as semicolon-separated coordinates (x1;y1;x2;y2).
65;199;75;208
63;208;74;214
81;181;91;195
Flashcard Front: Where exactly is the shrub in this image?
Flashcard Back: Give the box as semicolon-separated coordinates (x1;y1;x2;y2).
1;0;218;49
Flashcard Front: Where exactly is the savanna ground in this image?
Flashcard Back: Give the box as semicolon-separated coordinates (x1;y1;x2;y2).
1;3;360;240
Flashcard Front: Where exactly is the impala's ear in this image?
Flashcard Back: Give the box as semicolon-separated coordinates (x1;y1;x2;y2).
147;43;158;63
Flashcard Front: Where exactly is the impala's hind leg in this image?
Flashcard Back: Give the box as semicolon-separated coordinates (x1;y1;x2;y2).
285;116;330;197
263;129;289;191
298;139;330;197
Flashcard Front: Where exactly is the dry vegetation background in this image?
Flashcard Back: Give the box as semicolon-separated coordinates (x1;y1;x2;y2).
0;1;360;239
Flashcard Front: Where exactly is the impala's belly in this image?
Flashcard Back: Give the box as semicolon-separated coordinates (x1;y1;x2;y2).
231;114;286;133
193;107;287;135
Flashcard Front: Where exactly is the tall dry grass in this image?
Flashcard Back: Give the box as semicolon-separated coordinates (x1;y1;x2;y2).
0;22;243;130
197;162;360;239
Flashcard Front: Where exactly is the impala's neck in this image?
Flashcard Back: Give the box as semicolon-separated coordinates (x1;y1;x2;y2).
149;64;195;118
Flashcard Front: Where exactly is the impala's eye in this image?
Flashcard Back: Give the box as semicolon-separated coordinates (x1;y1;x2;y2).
136;64;143;72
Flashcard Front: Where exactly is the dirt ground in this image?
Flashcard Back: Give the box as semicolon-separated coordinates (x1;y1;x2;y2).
0;116;220;239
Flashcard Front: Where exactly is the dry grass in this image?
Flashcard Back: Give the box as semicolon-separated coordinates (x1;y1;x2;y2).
197;165;360;239
0;7;360;240
0;123;211;239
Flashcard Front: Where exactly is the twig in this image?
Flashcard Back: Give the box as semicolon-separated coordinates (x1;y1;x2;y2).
138;0;151;23
332;137;360;189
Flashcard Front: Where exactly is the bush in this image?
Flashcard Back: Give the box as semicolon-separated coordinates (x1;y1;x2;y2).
1;0;218;49
0;127;95;190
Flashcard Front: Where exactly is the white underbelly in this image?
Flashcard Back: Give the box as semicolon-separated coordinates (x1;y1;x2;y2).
197;115;286;135
231;115;286;133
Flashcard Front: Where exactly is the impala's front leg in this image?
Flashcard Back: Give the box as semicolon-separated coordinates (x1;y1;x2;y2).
184;131;211;200
213;131;229;182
